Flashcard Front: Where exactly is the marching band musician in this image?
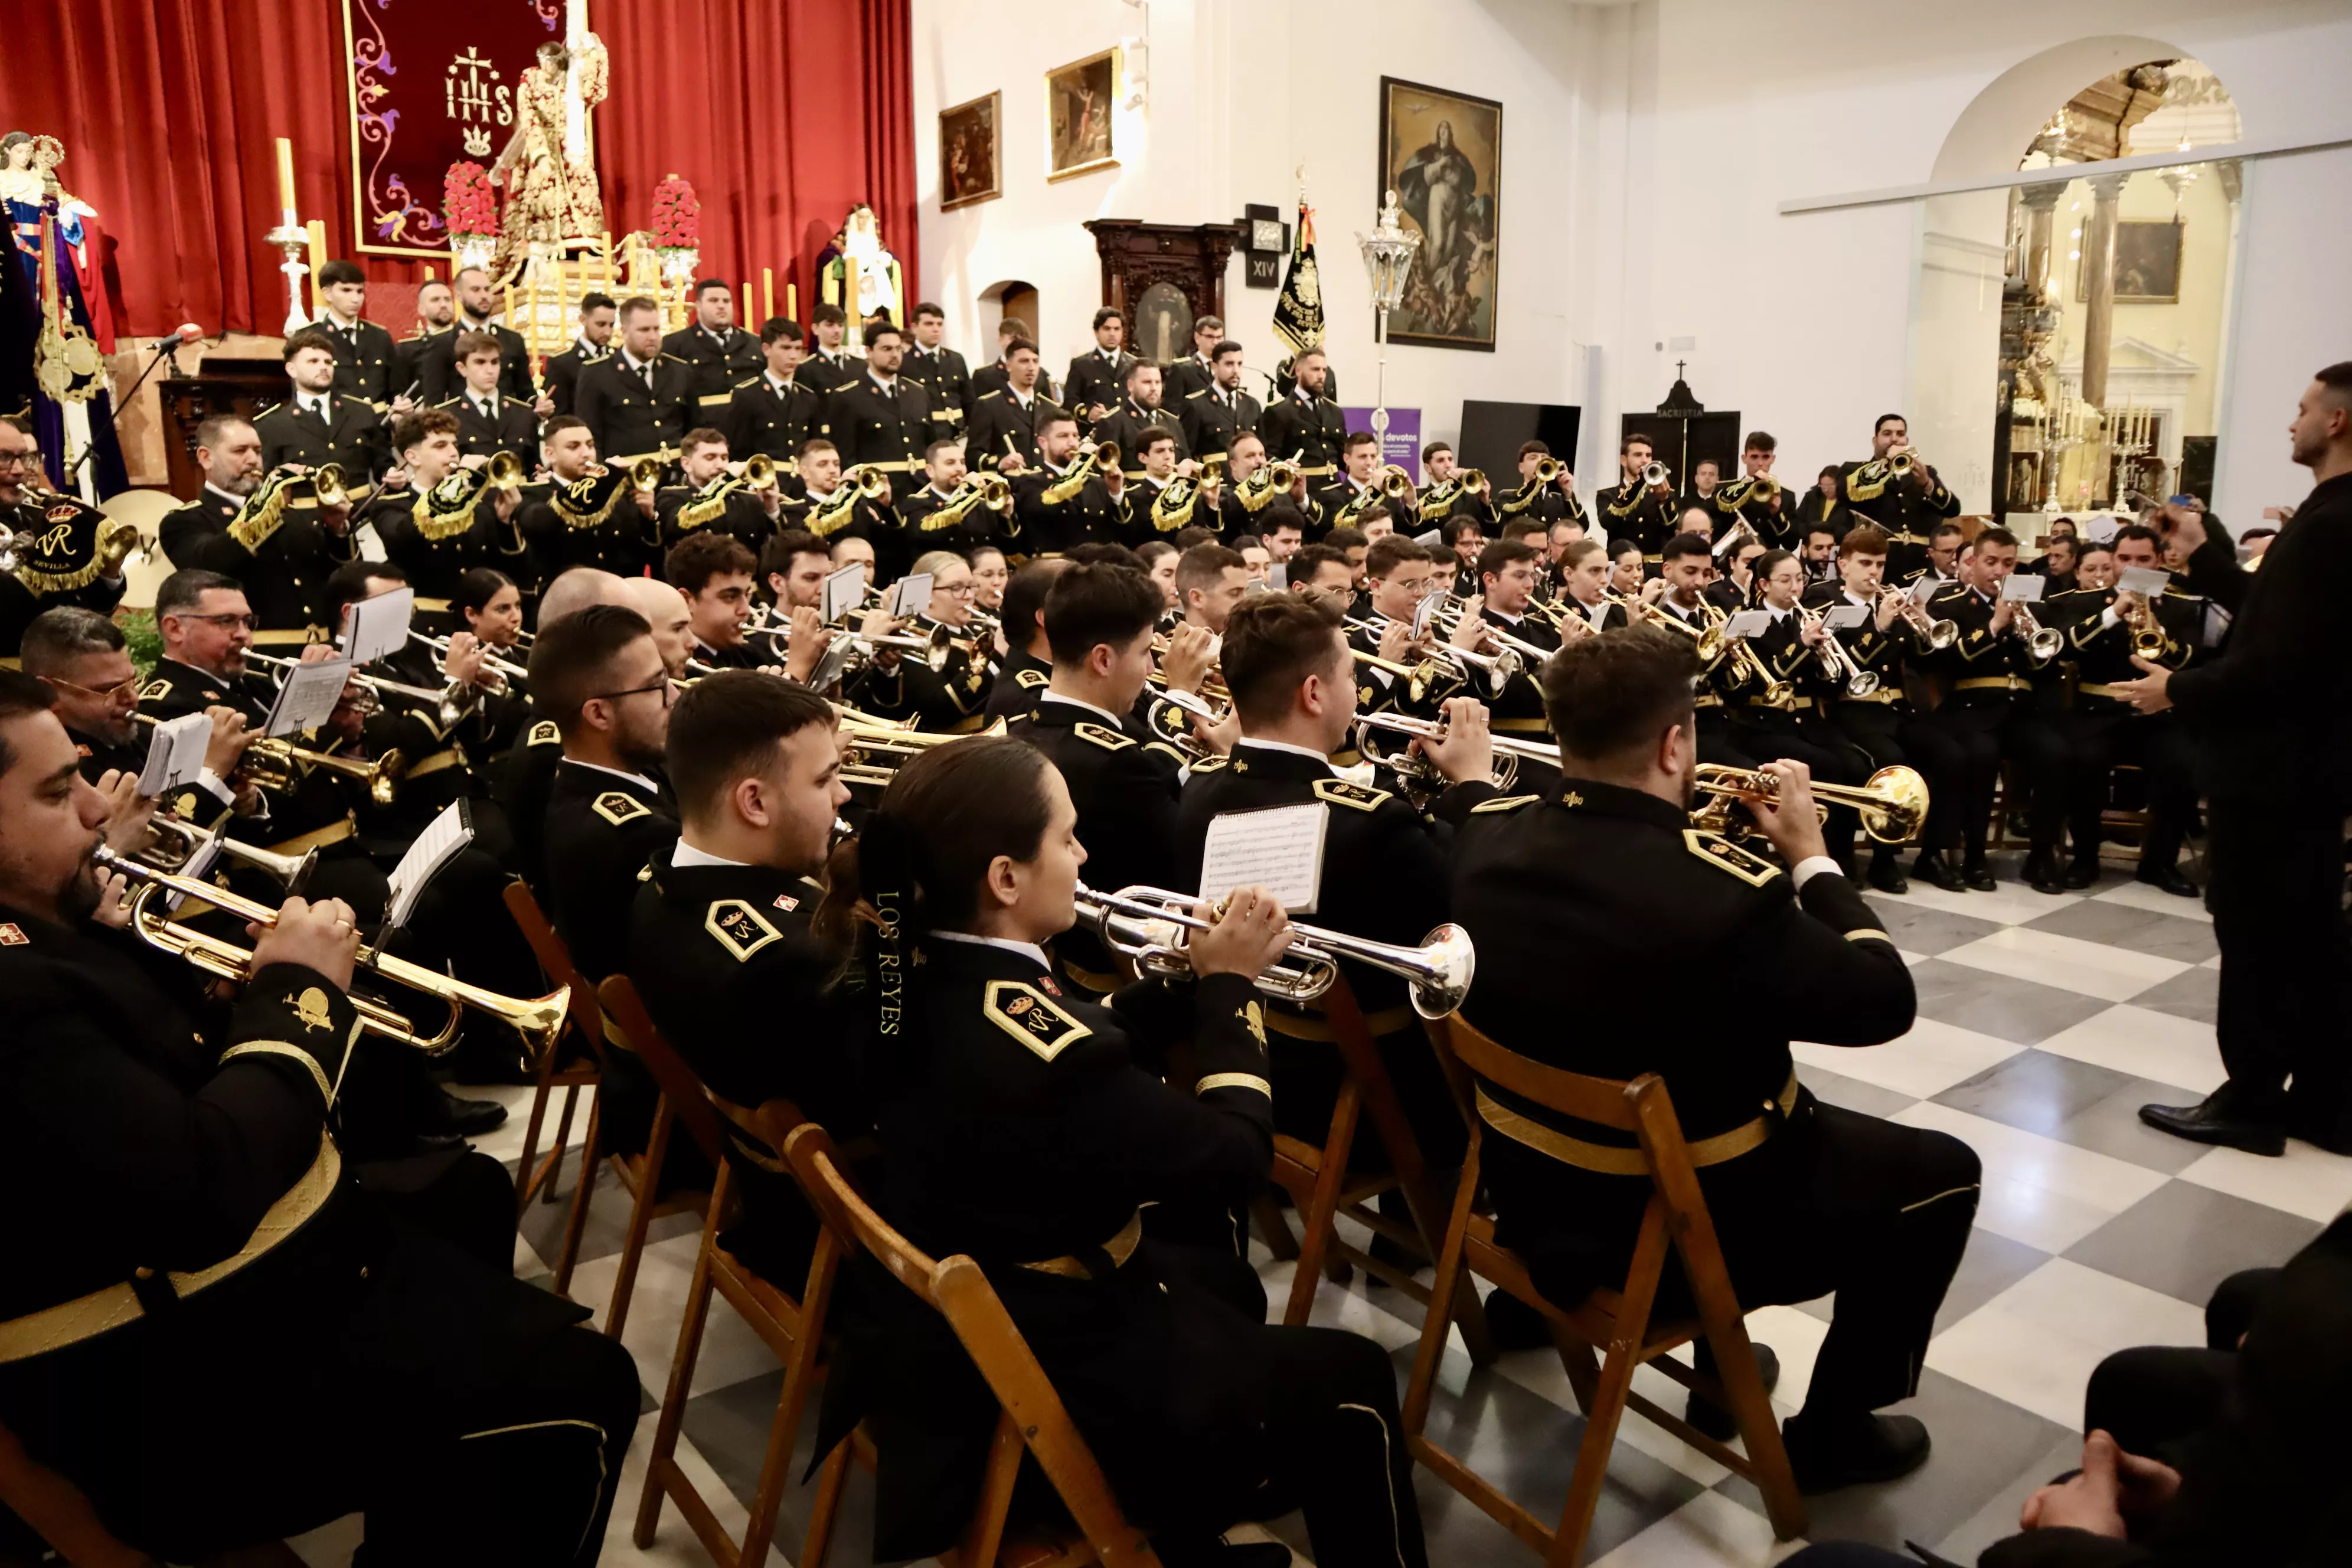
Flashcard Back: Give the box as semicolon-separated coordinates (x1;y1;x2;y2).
1177;337;1260;462
654;427;783;553
311;259;401;406
0;670;641;1562
1470;539;1562;757
1440;514;1487;599
1919;527;2070;894
1552;539;1631;636
1713;433;1796;552
449;566;533;758
1418;440;1497;530
1443;628;1978;1491
1904;521;1965;594
809;737;1431;1567
1497;441;1582;527
517;416;655;585
904;302;972;435
1791;465;1846;547
158;414;357;641
847;549;997;733
492;566;629;894
25;607;190;783
1681;458;1723;517
668;534;780;673
1711;533;1768;613
1350;537;1483;723
1837;414;1960;582
573;295;695;469
794;437;899;566
254;329;388;486
1171;540;1250;642
661;280;763;409
1007;561;1224;995
1162;313;1228;401
1092;361;1190;478
1213;431;1290;542
1061;306;1139;422
969;314;1059;406
540;290;615;420
392;278;458;413
963;336;1056;476
1115;430;1194;546
1799;523;1966;894
895;437;972;541
1605;536;1648;600
1011;412;1121;557
361;410;524;632
727;317;824;472
2038;524;2201;896
982;557;1070;720
796;303;860;398
819;322;933;518
1651;531;1750;767
437;329;548;466
1715;549;1869;874
1312;431;1407;540
629;673;864;1283
1598;432;1681;573
414;266;534;408
1256;347;1348;484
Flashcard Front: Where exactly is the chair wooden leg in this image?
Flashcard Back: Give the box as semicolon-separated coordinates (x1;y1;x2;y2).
551;1089;603;1299
633;1174;729;1549
1550;1329;1602;1416
514;1060;557;1212
541;1082;582;1205
1251;1190;1301;1262
1700;1311;1806;1539
950;1412;1027;1568
1283;1083;1364;1324
604;1093;674;1341
800;1438;854;1568
1547;1338;1640;1567
1402;1137;1482;1440
739;1328;822;1567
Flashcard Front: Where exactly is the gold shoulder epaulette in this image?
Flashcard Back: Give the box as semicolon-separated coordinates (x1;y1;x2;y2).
253;401;283;419
1014;667;1049;690
976;389;1002;402
704;897;782;961
140;677;172;703
1187;754;1230;773
434;396;464;410
1312;777;1391;812
527;718;560;747
1185;388;1208;400
1683;828;1781;887
982;979;1090;1062
1470;793;1540;814
592;790;653;827
732;375;762;389
1073;721;1135;751
659;353;688;365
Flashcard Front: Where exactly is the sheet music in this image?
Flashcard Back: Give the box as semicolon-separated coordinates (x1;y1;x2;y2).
1198;802;1328;913
887;573;932;620
136;711;214;797
822;563;867;623
1824;603;1869;630
1724;609;1770;639
340;587;414;664
386;798;475;929
2117;566;2171;597
2000;574;2045;603
162;828;224;916
262;657;353;738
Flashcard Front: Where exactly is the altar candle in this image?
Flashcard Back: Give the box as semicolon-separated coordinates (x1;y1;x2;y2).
276;138;298;227
762;268;774;323
743;280;753;326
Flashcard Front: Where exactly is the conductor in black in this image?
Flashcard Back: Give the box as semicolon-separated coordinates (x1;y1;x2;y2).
1443;626;1981;1492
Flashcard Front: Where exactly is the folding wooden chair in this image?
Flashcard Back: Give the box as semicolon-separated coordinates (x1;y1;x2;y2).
502;880;610;1295
592;975;717;1342
1263;974;1495;1362
1402;1015;1806;1566
783;1124;1159;1568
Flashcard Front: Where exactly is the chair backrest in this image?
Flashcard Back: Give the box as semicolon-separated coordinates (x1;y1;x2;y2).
596;974;728;1169
781;1125;1159;1567
1442;1011;1647;1133
503;879;610;1065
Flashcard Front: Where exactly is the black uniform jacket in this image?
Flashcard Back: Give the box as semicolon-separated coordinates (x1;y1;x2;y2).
517;474;656;583
1442;779;1914;1302
964;387;1058;475
1598;479;1681;560
1922;583;2041;711
727;373;823;467
661;322;763;408
541;340;609;418
361;483;514;608
795;347;860;399
2167;472;2352;803
821;373;935;477
1010;463;1119;557
574;351;695;465
1177;384;1260;462
849;935;1275;1557
1256;390;1348;479
319;318;398;405
438;391;541;466
541;762;678;985
391;325;453;406
982;649;1051;721
971;356;1057;406
414;321;533;407
901;342;971;432
1838;458;1960;577
255;394;388;487
1089;398;1188;479
1060;348;1138;419
159;486;357;637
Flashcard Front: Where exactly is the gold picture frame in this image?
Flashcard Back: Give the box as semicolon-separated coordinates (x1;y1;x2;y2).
1046;48;1121;182
939;90;1002;211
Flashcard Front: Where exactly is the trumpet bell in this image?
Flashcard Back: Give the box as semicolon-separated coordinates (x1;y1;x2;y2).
1641;461;1670;488
740;453;779;491
1854;764;1930;844
1408;923;1478;1020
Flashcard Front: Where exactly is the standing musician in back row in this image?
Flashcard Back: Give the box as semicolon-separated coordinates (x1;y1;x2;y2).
1443;627;1979;1492
1838;413;1961;582
1256;347;1348;485
1599;432;1682;572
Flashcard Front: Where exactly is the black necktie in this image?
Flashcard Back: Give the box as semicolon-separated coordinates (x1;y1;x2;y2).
642;362;655;392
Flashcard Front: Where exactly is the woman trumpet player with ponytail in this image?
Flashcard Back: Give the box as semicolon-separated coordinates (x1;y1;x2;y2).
812;737;1430;1568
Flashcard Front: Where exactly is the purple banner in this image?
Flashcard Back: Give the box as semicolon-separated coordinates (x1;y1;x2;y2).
1341;406;1422;482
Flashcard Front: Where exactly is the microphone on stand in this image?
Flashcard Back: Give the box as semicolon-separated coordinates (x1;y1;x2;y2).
150;323;204;354
62;324;210;485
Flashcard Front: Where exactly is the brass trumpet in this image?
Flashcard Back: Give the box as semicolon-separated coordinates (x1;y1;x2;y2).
482;449;525;498
1641;460;1671;489
240;736;406;808
1378;463;1416;501
92;846;569;1059
1532;457;1563;485
739;453;780;492
311;462;351;509
1353;710;1564;796
1073;882;1476;1020
140;813;318;891
2010;599;2063;664
1719;613;1795;708
1347;615;1521;696
1878;587;1959;651
629;455;668;494
1692;762;1929;846
1799;605;1881;698
246;649;471;730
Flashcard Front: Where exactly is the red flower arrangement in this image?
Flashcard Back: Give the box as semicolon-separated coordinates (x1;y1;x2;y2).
651;174;700;249
443;162;499;239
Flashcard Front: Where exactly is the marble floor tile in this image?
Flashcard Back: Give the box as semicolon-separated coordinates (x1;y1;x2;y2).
2177;1138;2352;1223
2127;965;2219;1025
2063;1181;2324;1306
1892;1103;2171;1254
1931;1050;2216;1175
2020;899;2218;965
568;1230;783;1402
1936;927;2189;1004
1906;959;2113;1047
1923;1258;2206;1428
1589;1489;1811;1567
1794;1017;2024;1101
2088;879;2212;923
1855;897;2008;956
452;1077;591;1168
1792;1060;1921;1120
2030;1004;2224;1097
1868;878;2078;926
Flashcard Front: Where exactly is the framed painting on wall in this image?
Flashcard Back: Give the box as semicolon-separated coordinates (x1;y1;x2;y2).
940;90;1001;211
1046;48;1120;182
1378;76;1502;351
2077;219;2184;304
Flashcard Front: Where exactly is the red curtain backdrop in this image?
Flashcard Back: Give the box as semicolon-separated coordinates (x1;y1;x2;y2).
11;0;916;339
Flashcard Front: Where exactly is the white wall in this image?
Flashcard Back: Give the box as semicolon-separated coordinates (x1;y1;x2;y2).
910;0;2352;520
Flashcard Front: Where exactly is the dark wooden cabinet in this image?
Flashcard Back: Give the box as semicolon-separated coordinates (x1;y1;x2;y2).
1082;220;1243;365
157;358;285;498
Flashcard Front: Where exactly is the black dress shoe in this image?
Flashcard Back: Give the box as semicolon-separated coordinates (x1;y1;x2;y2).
1962;860;1998;892
1866;856;1910;894
1684;1344;1781;1441
1783;1412;1932;1492
429;1087;511;1137
1911;851;1968;892
2063;857;2102;890
2139;1093;2285;1157
2024;848;2069;896
2137;864;2201;898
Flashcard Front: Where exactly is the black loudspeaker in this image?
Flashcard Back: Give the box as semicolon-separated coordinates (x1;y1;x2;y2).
1459;400;1581;482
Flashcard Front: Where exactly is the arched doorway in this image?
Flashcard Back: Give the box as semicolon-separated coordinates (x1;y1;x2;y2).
980;279;1040;347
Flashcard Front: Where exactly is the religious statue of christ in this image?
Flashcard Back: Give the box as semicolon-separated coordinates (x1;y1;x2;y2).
488;34;608;280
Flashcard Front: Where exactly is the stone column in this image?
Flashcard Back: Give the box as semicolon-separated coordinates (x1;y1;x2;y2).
2018;182;2065;300
2079;172;2127;409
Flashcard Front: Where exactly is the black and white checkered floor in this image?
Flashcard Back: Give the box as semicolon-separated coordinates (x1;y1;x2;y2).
285;850;2351;1567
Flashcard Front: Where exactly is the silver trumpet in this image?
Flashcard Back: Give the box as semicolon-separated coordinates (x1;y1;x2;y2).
1877;587;1959;651
2011;599;2063;664
245;649;472;729
139;813;317;892
1346;615;1521;697
410;629;528;687
1799;605;1881;697
1353;710;1562;797
1073;881;1476;1020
